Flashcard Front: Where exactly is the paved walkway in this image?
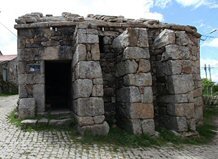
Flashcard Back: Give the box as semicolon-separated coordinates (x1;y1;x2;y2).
0;95;218;159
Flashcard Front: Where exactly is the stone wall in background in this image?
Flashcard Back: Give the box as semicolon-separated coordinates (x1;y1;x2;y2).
15;13;203;136
0;58;18;94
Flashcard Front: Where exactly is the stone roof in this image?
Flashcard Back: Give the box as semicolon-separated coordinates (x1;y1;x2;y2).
14;12;201;37
0;55;17;63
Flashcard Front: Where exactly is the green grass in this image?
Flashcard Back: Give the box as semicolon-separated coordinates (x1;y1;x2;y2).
8;109;22;127
8;107;218;148
8;109;73;132
71;127;162;148
70;107;218;147
0;93;18;96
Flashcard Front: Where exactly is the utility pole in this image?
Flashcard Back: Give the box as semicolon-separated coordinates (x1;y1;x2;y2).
208;64;212;81
204;64;207;79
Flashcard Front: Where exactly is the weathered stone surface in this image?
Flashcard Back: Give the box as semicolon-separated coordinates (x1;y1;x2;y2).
161;60;192;75
73;79;93;99
93;115;105;124
119;103;154;119
103;36;112;44
194;96;204;106
167;103;195;118
154;29;175;48
75;116;94;126
116;60;138;77
158;92;194;103
37;118;48;125
137;59;151;73
130;119;142;134
93;78;103;85
169;116;188;132
21;119;37;127
137;28;149;48
92;85;103;97
33;84;45;113
18;74;44;85
18;98;36;119
142;87;153;103
119;119;142;134
162;45;190;61
117;87;141;103
112;28;149;49
73;97;104;116
123;73;152;86
163;60;180;75
167;75;194;94
73;44;86;67
112;30;129;50
91;44;100;60
49;119;72;126
42;46;72;60
18;84;29;98
195;104;203;125
75;61;102;79
78;121;109;136
141;119;155;135
187;118;196;131
176;31;190;46
123;47;150;59
77;29;99;44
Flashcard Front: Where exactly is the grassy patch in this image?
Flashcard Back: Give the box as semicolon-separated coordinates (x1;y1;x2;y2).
71;127;162;148
0;93;18;97
8;107;218;148
70;107;218;147
8;109;22;127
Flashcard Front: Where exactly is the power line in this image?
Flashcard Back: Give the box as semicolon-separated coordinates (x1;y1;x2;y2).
200;28;218;41
0;21;17;38
0;11;17;38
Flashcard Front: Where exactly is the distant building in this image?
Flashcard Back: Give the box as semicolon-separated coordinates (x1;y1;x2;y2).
0;53;18;94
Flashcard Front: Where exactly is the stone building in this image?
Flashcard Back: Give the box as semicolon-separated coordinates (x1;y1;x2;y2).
0;54;18;94
15;13;203;135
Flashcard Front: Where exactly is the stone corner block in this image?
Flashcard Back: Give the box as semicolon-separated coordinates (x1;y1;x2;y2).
75;61;102;79
154;29;175;48
73;97;104;116
112;28;149;49
73;79;93;99
116;60;138;77
117;87;141;103
141;119;155;135
77;121;109;136
18;98;36;119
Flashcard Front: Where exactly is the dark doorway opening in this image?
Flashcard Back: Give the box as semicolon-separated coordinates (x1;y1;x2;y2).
45;60;71;110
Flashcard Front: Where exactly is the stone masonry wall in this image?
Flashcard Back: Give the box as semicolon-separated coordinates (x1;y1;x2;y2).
15;13;203;135
72;25;109;135
152;29;201;132
113;28;155;135
17;26;75;118
98;27;125;124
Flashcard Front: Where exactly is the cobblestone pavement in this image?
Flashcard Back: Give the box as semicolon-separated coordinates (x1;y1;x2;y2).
0;95;218;159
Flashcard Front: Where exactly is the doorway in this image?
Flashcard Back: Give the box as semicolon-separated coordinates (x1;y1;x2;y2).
45;60;72;110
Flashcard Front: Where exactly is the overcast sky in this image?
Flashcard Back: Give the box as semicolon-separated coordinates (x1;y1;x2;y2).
0;0;218;81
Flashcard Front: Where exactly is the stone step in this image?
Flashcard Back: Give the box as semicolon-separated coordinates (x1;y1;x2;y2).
38;110;73;119
21;118;73;128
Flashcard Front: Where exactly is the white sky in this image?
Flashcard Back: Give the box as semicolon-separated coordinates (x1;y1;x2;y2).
0;0;164;55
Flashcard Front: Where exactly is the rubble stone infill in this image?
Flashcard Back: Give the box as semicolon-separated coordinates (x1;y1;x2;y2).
0;95;218;159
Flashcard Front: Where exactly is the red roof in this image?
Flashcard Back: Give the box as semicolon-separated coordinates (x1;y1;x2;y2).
0;55;17;62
